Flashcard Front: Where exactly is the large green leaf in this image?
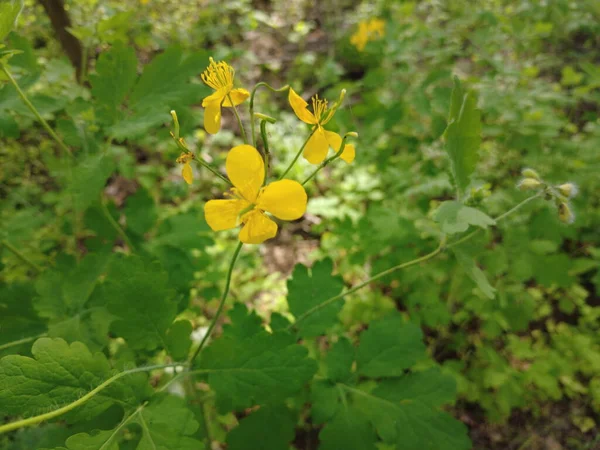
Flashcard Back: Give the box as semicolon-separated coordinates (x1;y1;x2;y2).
0;0;23;41
433;201;495;234
444;77;481;196
226;406;296;450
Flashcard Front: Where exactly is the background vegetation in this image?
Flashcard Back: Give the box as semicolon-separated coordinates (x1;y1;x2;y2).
1;0;599;449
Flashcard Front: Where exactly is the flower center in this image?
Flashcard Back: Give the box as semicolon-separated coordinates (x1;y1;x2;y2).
201;57;234;91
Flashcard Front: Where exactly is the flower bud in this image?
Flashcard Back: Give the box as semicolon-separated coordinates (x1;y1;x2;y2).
558;202;575;224
518;178;542;190
521;168;541;180
557;183;578;198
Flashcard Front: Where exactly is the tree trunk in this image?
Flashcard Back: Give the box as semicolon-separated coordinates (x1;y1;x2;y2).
37;0;83;81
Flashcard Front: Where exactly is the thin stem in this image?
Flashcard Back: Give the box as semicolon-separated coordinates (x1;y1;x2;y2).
0;363;185;435
279;127;317;180
1;65;72;158
1;240;42;273
189;242;244;365
288;238;447;331
227;94;248;144
260;119;271;182
288;192;543;330
99;194;135;251
302;133;354;186
249;82;289;146
195;158;232;186
0;333;46;352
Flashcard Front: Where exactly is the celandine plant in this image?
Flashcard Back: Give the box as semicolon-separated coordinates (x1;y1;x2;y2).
0;10;580;450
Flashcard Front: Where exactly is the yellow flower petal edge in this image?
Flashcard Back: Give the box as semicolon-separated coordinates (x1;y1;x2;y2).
303;127;330;164
257;180;307;221
182;163;193;185
289;88;317;125
238;210;278;244
205;199;249;231
223;88;250;107
341;144;356;163
226;145;265;203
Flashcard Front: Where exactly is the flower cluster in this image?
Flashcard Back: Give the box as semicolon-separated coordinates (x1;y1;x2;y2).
174;58;357;244
350;18;385;52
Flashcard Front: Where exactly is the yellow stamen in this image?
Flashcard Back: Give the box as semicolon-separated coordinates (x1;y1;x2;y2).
201;57;235;91
176;151;194;164
311;95;331;124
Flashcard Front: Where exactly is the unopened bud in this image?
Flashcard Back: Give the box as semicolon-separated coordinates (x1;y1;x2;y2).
521;168;541;180
557;183;578;198
558;202;575;224
170;110;180;139
518;178;542;191
345;131;359;138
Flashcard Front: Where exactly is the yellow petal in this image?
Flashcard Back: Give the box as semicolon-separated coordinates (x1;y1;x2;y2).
204;199;249;231
182;162;193;184
303;127;329;164
257;180;307;220
340;144;355;163
289;88;317;125
203;98;222;134
223;88;250;107
226;145;264;203
238;210;278;244
324;130;343;152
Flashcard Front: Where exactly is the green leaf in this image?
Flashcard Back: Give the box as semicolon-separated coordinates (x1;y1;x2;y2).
107;108;168;141
310;380;340;424
226;406;296;450
198;307;317;412
124;187;157;236
100;255;177;351
452;248;496;299
356;315;425;378
135;393;204;450
287;258;345;337
433;201;495;234
64;430;119;450
165;320;193;361
90;42;138;123
444;77;481;195
0;338;145;422
0;0;23;41
70;154;115;212
325;337;355;382
319;408;378;450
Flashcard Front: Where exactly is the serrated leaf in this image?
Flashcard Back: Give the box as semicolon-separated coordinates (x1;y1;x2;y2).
70;154;115;212
0;338;145;422
356;315;425;378
64;430;119;450
226;406;296;450
444;77;481;195
107;108;169;141
0;0;23;41
287;258;345;337
310;380;340;424
453;248;496;299
90;42;137;123
165;320;193;361
434;201;495;234
124;187;157;236
100;255;177;351
325;337;355;382
318;408;378;450
198;307;317;412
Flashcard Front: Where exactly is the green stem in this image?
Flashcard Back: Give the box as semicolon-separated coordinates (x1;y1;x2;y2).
288;192;543;330
227;94;248;144
249;82;290;146
0;334;46;352
189;242;244;365
173;132;232;186
1;65;72;158
301;134;351;186
0;363;185;435
279;127;317;180
100;195;135;251
260;119;271;182
1;240;42;273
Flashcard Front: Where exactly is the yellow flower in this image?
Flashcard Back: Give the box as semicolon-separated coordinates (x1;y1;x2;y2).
350;18;385;52
288;88;355;165
176;151;194;185
204;145;308;244
201;57;250;134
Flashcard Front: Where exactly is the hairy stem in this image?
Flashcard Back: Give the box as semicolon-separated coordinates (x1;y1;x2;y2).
227;94;248;144
249;82;289;146
0;363;185;435
189;242;244;365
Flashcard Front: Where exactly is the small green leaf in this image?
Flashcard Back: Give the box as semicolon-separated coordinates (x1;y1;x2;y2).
452;248;496;299
64;430;119;450
319;408;378;450
124;187;157;236
287;258;345;337
165;320;193;361
325;337;355;382
226;406;296;450
444;77;481;195
70;154;115;212
434;201;495;234
0;0;23;41
356;315;425;378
